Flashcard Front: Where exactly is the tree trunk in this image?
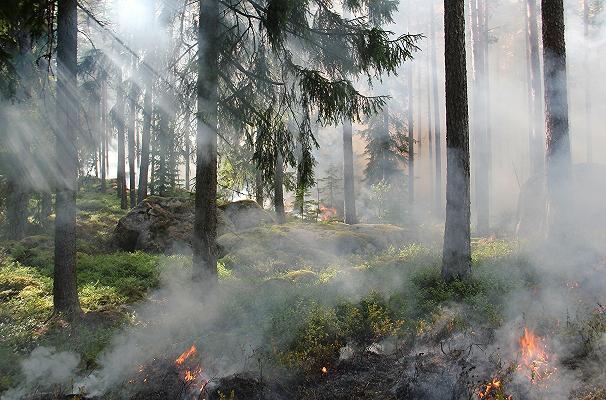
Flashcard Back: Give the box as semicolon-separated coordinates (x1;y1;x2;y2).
542;0;572;241
274;150;286;224
407;64;415;206
255;168;263;206
41;191;52;227
526;0;544;176
193;0;220;282
185;130;191;191
6;178;29;240
100;81;107;192
342;120;357;224
430;3;443;216
128;80;137;208
442;0;472;279
583;0;592;163
54;0;81;316
471;0;490;233
116;77;128;209
138;82;152;204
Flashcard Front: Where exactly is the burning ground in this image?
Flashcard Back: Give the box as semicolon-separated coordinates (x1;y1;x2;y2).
1;187;606;399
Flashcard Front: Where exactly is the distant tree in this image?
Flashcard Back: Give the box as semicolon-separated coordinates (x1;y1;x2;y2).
359;106;408;187
429;0;443;216
524;0;544;176
342;121;357;224
470;0;490;233
114;75;128;209
541;0;572;241
138;72;153;203
54;0;81;317
442;0;472;279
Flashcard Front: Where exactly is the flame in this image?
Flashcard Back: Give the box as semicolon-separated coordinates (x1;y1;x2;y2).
319;205;337;221
478;378;510;399
176;344;197;366
518;328;557;383
321;366;328;375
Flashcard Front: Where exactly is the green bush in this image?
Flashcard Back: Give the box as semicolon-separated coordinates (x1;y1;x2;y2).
270;299;344;373
336;292;403;349
77;252;161;301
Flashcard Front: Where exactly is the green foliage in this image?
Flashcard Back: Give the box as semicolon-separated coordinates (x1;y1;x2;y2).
271;300;344;373
336;291;403;348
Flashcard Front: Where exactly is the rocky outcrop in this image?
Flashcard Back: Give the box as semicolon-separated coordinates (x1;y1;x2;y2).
113;196;274;253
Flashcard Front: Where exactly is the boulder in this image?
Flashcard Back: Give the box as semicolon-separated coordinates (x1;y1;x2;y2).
219;199;275;231
113;196;273;253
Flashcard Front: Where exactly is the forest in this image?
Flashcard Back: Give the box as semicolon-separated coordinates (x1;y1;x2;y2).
1;0;605;398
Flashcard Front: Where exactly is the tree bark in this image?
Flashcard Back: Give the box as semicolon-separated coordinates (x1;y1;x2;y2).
542;0;572;241
128;79;137;208
193;0;220;282
138;82;152;204
274;150;286;224
185;129;191;191
407;63;415;206
430;2;443;216
116;77;128;209
583;0;592;163
100;80;107;193
255;168;264;206
6;178;29;240
442;0;471;279
343;120;357;224
54;0;81;316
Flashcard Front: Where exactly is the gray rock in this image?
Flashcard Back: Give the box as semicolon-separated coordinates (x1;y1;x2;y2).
113;196;272;253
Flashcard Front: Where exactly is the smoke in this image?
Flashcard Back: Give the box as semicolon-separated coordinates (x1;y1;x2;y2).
1;347;80;400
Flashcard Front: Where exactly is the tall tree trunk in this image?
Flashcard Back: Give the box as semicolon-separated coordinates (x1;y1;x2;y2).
526;0;544;176
274;150;286;224
41;191;52;228
128;80;137;208
426;42;434;207
138;82;152;204
407;63;415;206
54;0;81;316
116;78;128;209
342;120;357;224
185;129;191;191
430;2;443;216
583;0;592;163
542;0;572;241
471;0;490;233
255;168;263;206
193;0;219;281
100;81;107;193
6;178;29;240
442;0;471;279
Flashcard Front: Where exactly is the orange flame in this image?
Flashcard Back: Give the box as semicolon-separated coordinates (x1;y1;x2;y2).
518;328;556;383
176;344;197;366
477;378;512;399
321;366;328;375
319;205;337;221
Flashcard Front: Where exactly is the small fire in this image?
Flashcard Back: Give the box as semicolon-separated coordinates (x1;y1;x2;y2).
319;205;337;221
478;378;511;399
518;328;557;384
175;344;208;397
176;344;197;366
321;366;328;375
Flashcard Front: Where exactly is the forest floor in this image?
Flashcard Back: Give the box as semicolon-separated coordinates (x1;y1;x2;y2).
1;181;606;399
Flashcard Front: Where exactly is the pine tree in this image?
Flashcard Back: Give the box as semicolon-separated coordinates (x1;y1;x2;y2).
442;0;471;279
54;0;81;317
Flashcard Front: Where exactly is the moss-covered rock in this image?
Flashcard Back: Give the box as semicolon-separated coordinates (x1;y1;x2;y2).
113;197;274;253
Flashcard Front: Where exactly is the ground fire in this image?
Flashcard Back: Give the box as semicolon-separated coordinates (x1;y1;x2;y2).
517;328;557;384
175;344;208;398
